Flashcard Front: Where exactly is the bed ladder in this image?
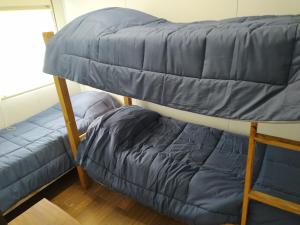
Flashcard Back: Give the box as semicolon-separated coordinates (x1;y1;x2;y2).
241;122;300;225
43;32;133;189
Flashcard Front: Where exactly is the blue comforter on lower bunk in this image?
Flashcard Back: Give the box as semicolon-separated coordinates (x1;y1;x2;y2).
78;106;300;225
0;91;120;212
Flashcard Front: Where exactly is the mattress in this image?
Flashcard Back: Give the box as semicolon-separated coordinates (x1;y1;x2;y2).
44;7;300;121
78;106;300;225
0;91;120;212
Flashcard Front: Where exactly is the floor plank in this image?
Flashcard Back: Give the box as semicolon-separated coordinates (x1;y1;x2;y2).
5;171;185;225
50;176;186;225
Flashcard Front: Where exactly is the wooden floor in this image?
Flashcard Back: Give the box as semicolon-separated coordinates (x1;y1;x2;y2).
6;171;185;225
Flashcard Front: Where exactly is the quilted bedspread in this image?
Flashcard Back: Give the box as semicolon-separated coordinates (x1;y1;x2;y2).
44;7;300;121
0;91;120;212
78;106;300;225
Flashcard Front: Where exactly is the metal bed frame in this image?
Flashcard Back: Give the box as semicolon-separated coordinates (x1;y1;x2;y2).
43;31;300;225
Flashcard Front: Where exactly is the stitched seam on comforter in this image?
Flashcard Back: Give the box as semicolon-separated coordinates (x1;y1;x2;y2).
62;53;287;86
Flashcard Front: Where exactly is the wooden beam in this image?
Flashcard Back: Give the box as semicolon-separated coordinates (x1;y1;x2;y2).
124;96;132;106
255;133;300;152
249;191;300;216
79;133;86;141
53;76;90;188
241;122;258;225
43;32;90;189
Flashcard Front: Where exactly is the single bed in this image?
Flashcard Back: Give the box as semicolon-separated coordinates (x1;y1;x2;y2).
78;106;300;225
0;91;120;213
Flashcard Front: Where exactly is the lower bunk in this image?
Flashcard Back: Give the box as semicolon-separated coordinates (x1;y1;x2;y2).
0;91;120;213
78;106;300;225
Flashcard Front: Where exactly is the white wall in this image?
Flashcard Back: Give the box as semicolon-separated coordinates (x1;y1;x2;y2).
0;0;81;128
62;0;300;22
65;0;300;141
237;0;300;16
0;82;80;128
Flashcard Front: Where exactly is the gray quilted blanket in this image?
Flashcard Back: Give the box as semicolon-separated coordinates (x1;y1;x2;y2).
0;91;120;212
78;106;300;225
44;7;300;121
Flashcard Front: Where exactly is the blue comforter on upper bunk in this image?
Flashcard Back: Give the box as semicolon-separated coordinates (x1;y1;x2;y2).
44;7;300;121
0;91;120;212
78;106;300;225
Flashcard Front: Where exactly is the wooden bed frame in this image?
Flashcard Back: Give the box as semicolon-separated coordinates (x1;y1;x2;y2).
43;32;300;225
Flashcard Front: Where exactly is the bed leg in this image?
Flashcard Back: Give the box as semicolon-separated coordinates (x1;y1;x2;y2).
241;122;258;225
43;32;90;189
124;96;132;106
53;77;90;189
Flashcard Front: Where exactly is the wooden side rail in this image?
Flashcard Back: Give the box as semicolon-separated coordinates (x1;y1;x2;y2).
241;122;300;224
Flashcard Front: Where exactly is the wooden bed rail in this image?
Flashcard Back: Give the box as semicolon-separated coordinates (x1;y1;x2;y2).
241;122;300;225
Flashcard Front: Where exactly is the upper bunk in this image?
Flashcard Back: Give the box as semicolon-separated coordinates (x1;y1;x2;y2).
43;7;300;121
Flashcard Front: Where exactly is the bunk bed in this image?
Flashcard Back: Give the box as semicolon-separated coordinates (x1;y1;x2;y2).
0;91;120;214
43;7;300;225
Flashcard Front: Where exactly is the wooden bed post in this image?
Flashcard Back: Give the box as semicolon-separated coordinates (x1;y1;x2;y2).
241;122;257;225
43;32;90;189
